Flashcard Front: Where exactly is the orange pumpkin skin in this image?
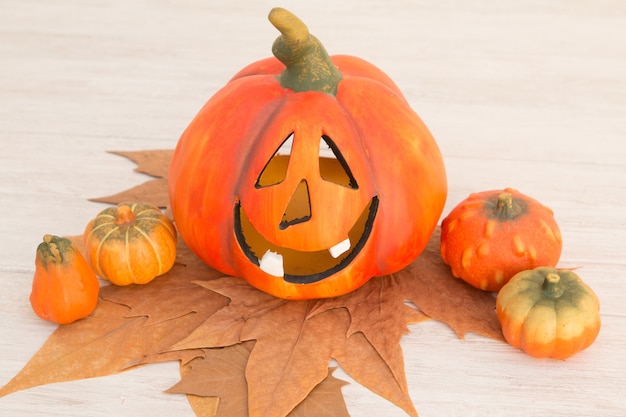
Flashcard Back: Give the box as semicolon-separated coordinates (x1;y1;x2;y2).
168;10;447;299
30;234;100;324
83;202;177;286
496;267;601;359
440;188;562;291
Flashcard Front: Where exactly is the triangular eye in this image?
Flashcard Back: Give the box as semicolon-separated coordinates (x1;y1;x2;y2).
256;133;293;188
319;135;358;189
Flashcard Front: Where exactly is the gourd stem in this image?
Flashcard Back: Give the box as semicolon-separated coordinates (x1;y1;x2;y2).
115;205;137;226
268;7;343;95
42;234;62;263
494;192;523;219
542;272;565;298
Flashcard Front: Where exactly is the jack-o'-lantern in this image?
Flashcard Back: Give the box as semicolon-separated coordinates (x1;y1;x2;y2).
168;8;447;299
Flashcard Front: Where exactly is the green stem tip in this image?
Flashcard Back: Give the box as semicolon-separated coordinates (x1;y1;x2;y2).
38;234;70;266
493;192;524;219
542;272;565;298
268;7;342;95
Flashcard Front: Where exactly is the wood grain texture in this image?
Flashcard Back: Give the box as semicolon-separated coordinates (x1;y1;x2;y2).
1;0;625;416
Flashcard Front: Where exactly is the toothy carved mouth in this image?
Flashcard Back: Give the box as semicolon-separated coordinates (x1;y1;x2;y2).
234;197;378;284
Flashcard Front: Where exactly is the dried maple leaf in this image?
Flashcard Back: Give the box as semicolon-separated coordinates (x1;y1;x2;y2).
309;276;429;391
168;342;349;417
99;244;230;367
398;228;503;341
172;277;419;417
167;342;252;417
171;279;344;417
288;368;350;417
100;239;228;326
259;366;351;417
185;395;220;417
89;177;170;207
167;230;501;417
89;150;172;208
312;228;503;343
0;300;157;397
110;150;173;178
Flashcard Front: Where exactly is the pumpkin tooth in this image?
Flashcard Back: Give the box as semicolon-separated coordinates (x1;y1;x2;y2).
259;250;284;277
329;238;351;258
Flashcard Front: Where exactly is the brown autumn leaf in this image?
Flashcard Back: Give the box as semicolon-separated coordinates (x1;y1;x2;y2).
98;241;230;367
89;150;172;208
313;228;504;343
185;395;220;417
0;300;175;397
288;368;351;417
168;342;350;417
110;149;173;178
89;177;170;208
168;343;253;417
1;149;505;417
308;276;430;391
100;239;227;326
398;230;504;341
172;277;420;417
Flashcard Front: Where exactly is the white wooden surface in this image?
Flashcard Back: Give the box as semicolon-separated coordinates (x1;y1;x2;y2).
1;0;625;416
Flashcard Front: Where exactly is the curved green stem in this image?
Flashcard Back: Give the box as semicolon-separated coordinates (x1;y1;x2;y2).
268;7;342;95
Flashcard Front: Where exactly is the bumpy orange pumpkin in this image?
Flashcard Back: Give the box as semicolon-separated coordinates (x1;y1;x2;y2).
168;8;447;299
83;202;177;286
440;188;562;291
30;234;100;324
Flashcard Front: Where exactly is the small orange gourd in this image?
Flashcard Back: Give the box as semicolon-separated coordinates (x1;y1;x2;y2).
83;202;177;286
440;188;562;291
496;267;601;359
30;234;100;324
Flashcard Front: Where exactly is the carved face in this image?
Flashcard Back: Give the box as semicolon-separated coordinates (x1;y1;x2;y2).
226;92;382;298
235;131;379;283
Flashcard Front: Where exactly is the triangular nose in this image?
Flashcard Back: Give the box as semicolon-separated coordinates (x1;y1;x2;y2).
280;180;311;229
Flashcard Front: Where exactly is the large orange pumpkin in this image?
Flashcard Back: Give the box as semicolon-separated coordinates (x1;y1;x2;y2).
168;8;447;299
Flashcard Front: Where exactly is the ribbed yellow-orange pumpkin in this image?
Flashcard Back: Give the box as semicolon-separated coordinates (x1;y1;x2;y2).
83;202;177;286
496;267;601;359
